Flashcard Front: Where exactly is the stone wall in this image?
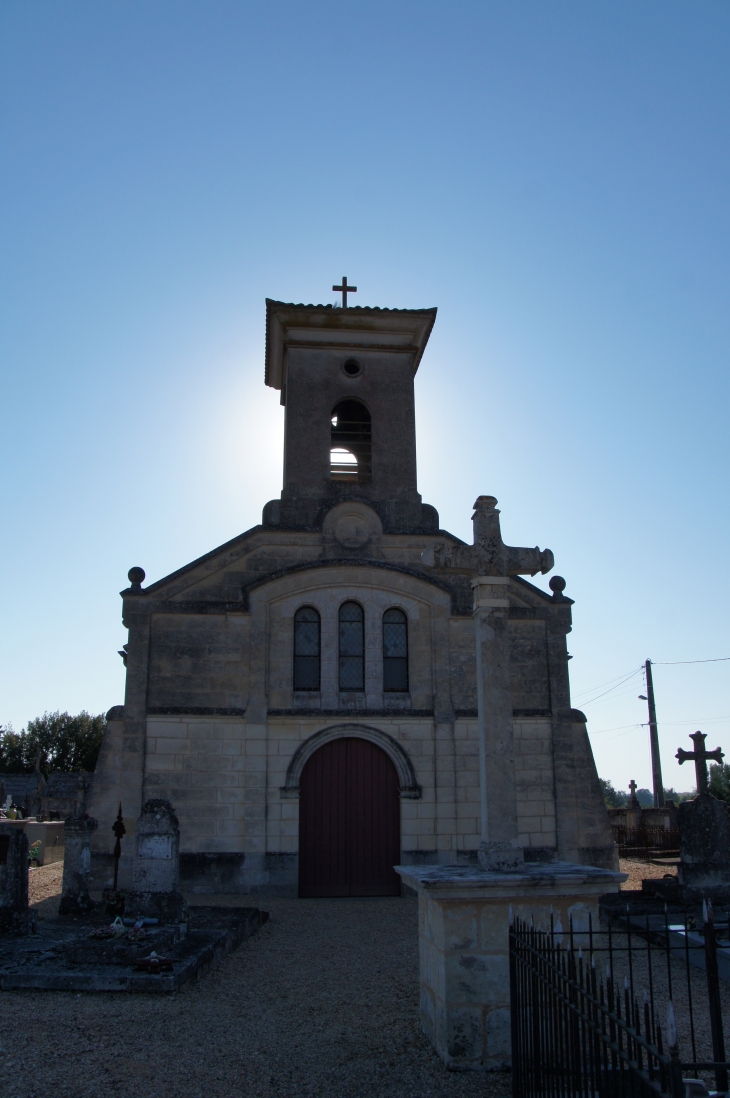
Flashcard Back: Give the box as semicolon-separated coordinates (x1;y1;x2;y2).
129;712;561;893
147;614;250;712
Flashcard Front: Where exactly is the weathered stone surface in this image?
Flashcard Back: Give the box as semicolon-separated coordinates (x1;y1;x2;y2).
0;906;268;992
397;862;625;1070
127;799;185;921
678;793;730;902
0;823;34;935
59;815;98;915
63;926;179;965
133;800;180;892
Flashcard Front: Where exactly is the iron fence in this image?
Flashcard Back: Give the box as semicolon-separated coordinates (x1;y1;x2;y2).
612;827;681;861
509;903;729;1098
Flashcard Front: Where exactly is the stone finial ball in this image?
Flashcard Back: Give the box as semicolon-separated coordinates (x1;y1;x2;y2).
549;575;566;594
128;567;146;586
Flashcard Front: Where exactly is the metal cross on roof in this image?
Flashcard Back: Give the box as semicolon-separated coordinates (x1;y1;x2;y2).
333;276;357;308
676;730;724;796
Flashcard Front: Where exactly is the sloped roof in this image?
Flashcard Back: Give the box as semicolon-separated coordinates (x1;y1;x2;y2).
265;299;438;390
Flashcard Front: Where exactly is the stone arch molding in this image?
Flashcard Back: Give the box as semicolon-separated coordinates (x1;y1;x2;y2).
281;724;422;800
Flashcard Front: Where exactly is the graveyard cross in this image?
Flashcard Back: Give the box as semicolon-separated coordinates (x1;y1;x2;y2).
422;495;554;870
676;731;724;797
332;276;357;308
112;803;126;891
628;779;639;807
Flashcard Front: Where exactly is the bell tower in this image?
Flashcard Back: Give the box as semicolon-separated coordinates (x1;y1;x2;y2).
262;296;439;533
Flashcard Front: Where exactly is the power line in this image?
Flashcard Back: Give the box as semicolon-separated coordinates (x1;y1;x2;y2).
589;715;730;733
578;669;643;707
588;722;642;736
653;657;730;666
573;656;729;709
582;683;650;708
572;666;642;699
653;716;730;726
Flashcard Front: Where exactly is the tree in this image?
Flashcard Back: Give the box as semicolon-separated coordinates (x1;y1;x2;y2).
0;712;105;775
664;787;695;803
709;763;730;806
0;724;24;771
636;788;654;808
599;778;627;808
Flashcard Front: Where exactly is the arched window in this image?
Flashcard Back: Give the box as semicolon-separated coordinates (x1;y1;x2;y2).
339;601;364;691
293;607;320;691
383;609;408;692
331;400;371;485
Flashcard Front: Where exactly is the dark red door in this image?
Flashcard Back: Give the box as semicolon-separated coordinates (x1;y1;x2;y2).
298;737;401;897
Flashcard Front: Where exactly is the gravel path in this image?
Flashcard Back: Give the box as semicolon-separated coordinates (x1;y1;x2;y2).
28;861;63;914
620;858;677;891
3;871;512;1098
4;860;689;1097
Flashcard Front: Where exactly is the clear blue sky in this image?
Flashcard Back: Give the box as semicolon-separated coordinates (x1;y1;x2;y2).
2;2;728;793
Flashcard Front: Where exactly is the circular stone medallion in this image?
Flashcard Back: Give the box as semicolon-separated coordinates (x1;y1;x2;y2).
333;513;371;549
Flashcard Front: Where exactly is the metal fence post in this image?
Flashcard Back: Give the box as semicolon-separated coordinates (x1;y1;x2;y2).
703;901;728;1094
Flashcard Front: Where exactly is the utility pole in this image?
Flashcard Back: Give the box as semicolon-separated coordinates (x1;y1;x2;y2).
645;659;665;807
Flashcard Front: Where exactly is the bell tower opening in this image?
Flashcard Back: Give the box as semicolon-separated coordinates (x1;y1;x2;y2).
330;400;371;485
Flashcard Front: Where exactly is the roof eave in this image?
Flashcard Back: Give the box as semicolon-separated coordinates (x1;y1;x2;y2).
264;299;437;390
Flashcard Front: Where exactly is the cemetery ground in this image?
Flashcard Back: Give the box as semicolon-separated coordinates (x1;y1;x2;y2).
4;863;512;1098
2;859;691;1098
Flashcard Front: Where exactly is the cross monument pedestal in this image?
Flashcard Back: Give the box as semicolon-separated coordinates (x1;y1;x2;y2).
396;862;624;1071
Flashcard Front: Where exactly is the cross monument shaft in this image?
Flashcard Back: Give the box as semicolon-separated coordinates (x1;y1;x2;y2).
422;495;555;871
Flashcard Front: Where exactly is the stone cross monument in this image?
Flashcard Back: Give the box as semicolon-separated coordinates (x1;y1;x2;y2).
403;496;625;1070
675;731;730;902
422;495;554;870
676;730;724;795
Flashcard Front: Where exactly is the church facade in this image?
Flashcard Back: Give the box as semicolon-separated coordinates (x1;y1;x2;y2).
88;298;615;895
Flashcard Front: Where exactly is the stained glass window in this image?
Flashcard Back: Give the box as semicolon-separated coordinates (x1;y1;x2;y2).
383;608;408;692
294;606;320;691
339;601;364;691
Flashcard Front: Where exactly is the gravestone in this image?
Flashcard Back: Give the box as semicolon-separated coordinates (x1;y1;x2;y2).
59;815;98;915
675;732;730;903
0;822;34;934
127;799;185;922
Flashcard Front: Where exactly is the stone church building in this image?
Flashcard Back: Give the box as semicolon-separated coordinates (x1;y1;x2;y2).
88;297;614;896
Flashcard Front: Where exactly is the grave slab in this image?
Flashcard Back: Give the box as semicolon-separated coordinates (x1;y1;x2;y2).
0;906;267;992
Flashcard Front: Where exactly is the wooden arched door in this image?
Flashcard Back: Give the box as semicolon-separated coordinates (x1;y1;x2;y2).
298;737;401;897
